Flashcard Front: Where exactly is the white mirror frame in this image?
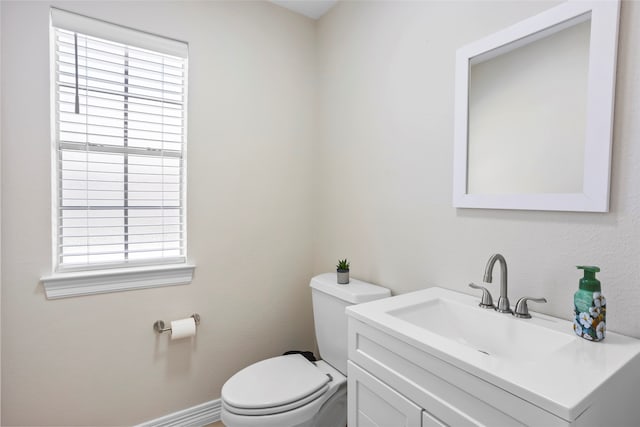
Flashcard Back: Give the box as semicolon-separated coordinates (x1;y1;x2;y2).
453;0;620;212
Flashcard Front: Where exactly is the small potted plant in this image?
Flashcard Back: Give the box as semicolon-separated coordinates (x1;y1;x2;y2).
336;258;350;284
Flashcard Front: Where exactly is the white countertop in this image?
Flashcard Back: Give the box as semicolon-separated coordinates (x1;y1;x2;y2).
346;286;640;420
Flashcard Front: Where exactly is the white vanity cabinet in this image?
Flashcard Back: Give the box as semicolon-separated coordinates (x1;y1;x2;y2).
347;319;560;427
346;288;640;427
349;358;448;427
348;361;423;427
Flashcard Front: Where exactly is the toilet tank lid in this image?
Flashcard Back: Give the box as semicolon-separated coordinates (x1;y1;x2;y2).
310;273;390;304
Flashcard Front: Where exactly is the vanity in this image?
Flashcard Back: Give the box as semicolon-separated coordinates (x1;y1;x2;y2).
346;287;640;426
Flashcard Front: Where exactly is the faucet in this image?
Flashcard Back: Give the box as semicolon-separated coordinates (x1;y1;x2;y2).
483;253;512;313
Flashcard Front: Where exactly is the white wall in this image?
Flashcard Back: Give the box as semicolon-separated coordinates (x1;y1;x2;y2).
315;0;640;339
1;1;316;425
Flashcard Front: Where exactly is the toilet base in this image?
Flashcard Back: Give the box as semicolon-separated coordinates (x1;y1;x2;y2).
311;384;347;427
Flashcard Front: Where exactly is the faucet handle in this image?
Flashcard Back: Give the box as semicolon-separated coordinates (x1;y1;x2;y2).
513;297;547;319
468;283;495;309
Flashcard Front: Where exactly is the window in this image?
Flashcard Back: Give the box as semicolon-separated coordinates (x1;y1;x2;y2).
42;9;193;298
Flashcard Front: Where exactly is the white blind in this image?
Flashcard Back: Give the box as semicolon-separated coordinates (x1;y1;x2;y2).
52;14;188;271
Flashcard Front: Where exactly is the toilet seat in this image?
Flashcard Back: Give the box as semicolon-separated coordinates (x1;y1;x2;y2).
221;357;347;427
221;354;331;415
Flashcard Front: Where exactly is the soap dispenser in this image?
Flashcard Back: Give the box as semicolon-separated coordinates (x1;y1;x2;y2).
573;266;606;341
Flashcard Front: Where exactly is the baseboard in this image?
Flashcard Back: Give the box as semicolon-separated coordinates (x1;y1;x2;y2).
136;398;221;427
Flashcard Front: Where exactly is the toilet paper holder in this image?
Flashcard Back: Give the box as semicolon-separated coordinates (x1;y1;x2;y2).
153;313;201;334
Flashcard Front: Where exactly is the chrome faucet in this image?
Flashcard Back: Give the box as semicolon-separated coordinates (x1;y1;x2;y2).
513;297;547;318
483;253;512;313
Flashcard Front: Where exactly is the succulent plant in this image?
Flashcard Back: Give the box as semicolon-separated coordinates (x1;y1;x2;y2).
336;258;350;271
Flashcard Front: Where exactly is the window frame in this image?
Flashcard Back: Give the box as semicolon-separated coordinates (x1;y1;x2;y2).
42;9;194;299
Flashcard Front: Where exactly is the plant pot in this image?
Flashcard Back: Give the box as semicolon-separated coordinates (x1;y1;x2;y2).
337;270;350;284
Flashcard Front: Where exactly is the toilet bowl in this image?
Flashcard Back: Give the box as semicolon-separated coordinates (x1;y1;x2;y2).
220;273;390;427
221;354;346;427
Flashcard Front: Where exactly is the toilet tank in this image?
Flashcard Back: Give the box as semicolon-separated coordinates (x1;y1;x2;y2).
310;273;390;375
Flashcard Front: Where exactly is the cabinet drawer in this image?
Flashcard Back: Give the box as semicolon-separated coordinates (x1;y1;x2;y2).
349;361;423;427
349;318;568;426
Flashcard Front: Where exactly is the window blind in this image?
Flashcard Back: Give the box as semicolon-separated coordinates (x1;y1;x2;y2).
52;13;188;271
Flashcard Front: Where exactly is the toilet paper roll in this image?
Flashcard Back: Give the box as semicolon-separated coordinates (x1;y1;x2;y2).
170;317;196;340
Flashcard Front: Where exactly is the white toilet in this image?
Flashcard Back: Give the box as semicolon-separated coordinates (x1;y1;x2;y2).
220;273;390;427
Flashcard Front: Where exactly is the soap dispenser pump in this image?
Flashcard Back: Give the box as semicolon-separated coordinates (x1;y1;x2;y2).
573;266;606;341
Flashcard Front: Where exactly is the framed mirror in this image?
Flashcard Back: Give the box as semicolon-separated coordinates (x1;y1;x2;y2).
453;0;620;212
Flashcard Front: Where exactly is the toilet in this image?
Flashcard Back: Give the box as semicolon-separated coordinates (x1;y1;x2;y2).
220;273;391;427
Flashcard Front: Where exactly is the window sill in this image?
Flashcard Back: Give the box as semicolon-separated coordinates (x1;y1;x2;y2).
41;263;195;299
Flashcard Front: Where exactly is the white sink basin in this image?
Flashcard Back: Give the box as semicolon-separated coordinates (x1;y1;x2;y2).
346;286;640;420
387;297;573;361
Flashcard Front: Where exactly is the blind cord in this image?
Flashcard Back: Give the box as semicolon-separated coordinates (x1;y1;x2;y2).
74;32;79;114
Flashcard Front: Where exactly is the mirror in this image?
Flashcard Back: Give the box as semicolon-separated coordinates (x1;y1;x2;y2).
468;18;590;195
453;0;620;212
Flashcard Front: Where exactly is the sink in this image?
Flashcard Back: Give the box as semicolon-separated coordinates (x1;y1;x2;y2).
387;297;573;361
346;286;640;425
